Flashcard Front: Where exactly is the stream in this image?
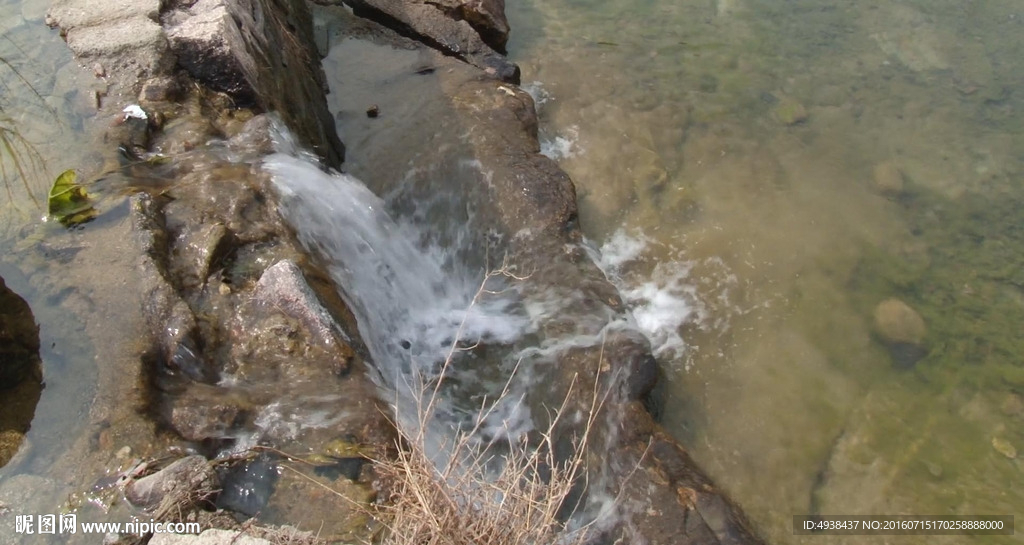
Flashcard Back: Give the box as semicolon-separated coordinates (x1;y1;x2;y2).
1;0;1023;543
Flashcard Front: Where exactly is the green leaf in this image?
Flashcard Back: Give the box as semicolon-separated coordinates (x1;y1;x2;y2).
47;169;96;226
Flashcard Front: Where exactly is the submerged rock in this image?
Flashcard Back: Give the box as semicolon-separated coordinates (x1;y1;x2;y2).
873;298;927;368
774;96;808;125
873;298;926;345
991;436;1017;459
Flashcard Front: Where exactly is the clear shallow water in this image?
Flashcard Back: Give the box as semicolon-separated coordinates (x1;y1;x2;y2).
0;0;112;479
509;0;1024;543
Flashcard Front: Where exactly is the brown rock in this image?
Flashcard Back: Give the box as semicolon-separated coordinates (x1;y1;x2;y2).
430;0;510;52
163;0;344;165
340;0;519;82
125;455;218;511
873;298;926;345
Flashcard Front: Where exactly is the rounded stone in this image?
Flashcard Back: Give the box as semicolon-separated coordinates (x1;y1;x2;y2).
873;298;926;345
774;97;808;125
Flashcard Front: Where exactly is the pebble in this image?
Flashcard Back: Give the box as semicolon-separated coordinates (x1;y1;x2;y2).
992;437;1017;459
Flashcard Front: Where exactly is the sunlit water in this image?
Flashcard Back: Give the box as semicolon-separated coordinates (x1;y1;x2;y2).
508;0;1024;543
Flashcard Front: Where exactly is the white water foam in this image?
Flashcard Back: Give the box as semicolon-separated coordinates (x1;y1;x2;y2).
522;80;552;109
540;125;581;160
523;81;583;161
587;229;735;369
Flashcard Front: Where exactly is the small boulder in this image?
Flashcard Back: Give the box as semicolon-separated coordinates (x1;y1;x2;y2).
873;298;926;345
432;0;510;53
125;455;218;512
254;260;349;348
774;97;808;125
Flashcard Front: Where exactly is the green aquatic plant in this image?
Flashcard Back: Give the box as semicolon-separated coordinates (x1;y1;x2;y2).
46;169;96;226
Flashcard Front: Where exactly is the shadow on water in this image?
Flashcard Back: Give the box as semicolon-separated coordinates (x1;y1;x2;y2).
0;274;42;469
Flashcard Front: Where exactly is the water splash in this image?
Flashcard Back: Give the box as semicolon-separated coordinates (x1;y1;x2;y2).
263;151;532;411
540;125;581;160
587;229;739;369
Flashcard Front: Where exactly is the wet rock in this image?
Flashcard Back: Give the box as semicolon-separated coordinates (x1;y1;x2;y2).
150;529;270;545
340;0;520;82
153;113;218;155
106;114;152;154
428;0;510;53
226;114;277;157
774;97;808;125
125;454;218;511
169;222;231;290
604;329;659;401
0;431;25;469
140;75;183;103
262;465;375;538
162;0;344;165
254;260;351;349
872;161;905;195
216;454;278;517
164;0;256;103
873;298;926;345
163;384;251;441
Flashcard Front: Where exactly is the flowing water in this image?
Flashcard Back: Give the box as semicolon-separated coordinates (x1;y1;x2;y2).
264;141;535;448
3;0;1024;541
507;0;1024;543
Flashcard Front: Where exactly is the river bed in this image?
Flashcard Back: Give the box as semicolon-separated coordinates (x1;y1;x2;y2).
507;0;1024;543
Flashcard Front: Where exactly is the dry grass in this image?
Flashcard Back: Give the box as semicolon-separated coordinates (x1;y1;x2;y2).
371;262;607;545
